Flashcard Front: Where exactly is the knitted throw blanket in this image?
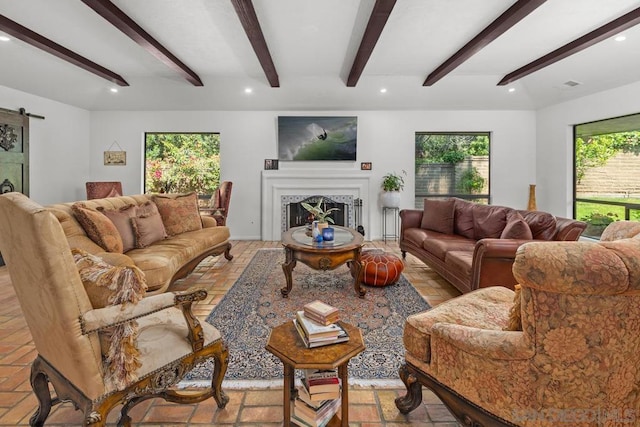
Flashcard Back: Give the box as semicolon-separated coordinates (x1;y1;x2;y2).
72;249;148;390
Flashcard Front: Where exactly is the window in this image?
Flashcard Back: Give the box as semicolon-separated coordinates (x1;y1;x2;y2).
414;132;490;208
144;133;220;203
574;113;640;239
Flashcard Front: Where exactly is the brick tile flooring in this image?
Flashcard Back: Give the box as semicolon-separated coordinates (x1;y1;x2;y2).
0;240;462;426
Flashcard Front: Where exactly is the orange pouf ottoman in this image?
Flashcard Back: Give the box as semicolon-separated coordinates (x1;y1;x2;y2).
358;252;404;286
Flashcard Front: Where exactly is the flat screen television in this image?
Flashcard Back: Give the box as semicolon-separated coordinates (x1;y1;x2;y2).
278;116;357;161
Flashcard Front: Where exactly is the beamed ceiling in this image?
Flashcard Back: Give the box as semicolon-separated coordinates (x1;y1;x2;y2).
0;0;639;111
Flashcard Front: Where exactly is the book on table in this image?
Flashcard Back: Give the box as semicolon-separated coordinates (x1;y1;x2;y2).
295;311;342;338
293;318;349;348
292;394;341;427
303;300;340;326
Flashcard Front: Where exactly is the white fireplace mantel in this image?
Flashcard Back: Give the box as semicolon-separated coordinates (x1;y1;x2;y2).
261;170;371;240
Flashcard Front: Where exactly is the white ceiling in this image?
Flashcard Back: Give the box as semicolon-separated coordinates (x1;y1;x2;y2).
0;0;639;111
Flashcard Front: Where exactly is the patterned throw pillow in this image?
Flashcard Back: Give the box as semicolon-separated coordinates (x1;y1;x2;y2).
152;192;203;236
72;203;123;253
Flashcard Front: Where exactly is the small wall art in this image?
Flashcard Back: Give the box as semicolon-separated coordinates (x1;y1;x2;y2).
361;162;372;170
104;141;126;166
264;159;279;170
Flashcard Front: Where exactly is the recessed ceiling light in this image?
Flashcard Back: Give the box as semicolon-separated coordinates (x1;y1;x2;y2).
110;88;118;93
615;35;626;42
380;88;387;93
244;87;253;94
0;36;10;42
508;87;516;93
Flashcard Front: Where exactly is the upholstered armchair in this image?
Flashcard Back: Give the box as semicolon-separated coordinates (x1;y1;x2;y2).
395;222;640;426
205;181;232;226
86;181;123;199
0;192;229;427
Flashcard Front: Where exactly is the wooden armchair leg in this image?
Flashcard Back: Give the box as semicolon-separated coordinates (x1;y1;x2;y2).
395;363;423;414
211;341;230;408
29;358;53;427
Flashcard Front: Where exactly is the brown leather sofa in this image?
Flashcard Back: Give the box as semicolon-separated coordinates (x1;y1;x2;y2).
400;198;586;294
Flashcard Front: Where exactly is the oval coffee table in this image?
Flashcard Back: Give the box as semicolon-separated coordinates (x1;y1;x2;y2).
281;225;366;298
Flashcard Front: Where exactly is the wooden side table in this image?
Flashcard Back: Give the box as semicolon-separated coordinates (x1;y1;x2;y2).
265;321;365;427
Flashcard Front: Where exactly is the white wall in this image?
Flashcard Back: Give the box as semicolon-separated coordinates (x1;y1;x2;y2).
90;110;536;240
536;80;640;217
0;85;91;205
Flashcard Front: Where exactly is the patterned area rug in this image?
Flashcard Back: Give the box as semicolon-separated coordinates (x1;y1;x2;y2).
182;248;430;388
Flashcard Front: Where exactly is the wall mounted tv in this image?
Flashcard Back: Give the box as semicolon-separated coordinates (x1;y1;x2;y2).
278;116;357;161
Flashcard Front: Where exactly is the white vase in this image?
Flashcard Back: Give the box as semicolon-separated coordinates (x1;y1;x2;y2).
381;191;401;208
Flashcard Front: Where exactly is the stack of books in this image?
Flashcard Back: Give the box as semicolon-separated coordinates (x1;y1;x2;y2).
303;300;340;326
291;369;341;427
293;310;349;348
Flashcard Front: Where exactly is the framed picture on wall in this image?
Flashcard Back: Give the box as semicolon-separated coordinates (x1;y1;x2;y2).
264;159;279;170
104;151;126;166
361;162;372;170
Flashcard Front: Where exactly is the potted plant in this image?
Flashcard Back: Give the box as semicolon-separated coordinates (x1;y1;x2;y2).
381;170;406;208
301;197;340;237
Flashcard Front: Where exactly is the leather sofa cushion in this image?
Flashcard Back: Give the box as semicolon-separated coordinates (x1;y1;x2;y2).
404;286;514;363
421;198;455;234
422;236;475;261
453;198;475;239
444;251;473;278
403;228;431;247
501;211;533;240
472;203;508;239
518;210;556;240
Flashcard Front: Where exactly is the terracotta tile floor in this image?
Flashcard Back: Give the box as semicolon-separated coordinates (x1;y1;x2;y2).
0;239;463;426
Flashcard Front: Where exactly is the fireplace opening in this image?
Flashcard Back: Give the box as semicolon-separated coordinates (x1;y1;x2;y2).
286;196;348;229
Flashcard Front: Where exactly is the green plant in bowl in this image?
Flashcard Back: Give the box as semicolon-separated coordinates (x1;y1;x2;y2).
301;197;340;224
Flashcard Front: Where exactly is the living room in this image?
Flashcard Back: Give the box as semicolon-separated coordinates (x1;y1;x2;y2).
1;1;640;426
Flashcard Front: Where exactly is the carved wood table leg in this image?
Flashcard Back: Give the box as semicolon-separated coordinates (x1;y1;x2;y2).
281;248;296;297
350;249;366;298
283;363;294;427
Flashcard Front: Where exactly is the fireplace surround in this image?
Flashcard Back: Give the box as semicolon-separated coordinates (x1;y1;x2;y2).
261;170;371;240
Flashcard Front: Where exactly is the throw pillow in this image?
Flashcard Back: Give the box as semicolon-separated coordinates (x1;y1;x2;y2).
501;211;533;240
152;192;203;236
472;204;508;239
72;203;124;253
420;198;455;234
72;248;147;389
100;205;137;253
504;284;522;331
519;210;557;240
453;198;475;239
131;213;167;248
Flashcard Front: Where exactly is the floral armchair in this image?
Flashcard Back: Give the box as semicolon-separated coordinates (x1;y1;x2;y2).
395;221;640;426
0;192;229;426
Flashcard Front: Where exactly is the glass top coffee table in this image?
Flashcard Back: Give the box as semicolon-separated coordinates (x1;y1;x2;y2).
281;225;366;298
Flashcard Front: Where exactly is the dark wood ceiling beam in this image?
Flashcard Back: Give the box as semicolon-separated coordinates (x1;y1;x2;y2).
423;0;546;86
0;14;128;86
231;0;279;87
347;0;397;87
499;6;640;86
81;0;203;86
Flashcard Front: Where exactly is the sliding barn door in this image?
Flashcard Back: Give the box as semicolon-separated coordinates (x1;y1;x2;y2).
0;108;28;266
0;109;29;196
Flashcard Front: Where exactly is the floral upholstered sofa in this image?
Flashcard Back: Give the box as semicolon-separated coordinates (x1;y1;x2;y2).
46;193;232;295
395;221;640;426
